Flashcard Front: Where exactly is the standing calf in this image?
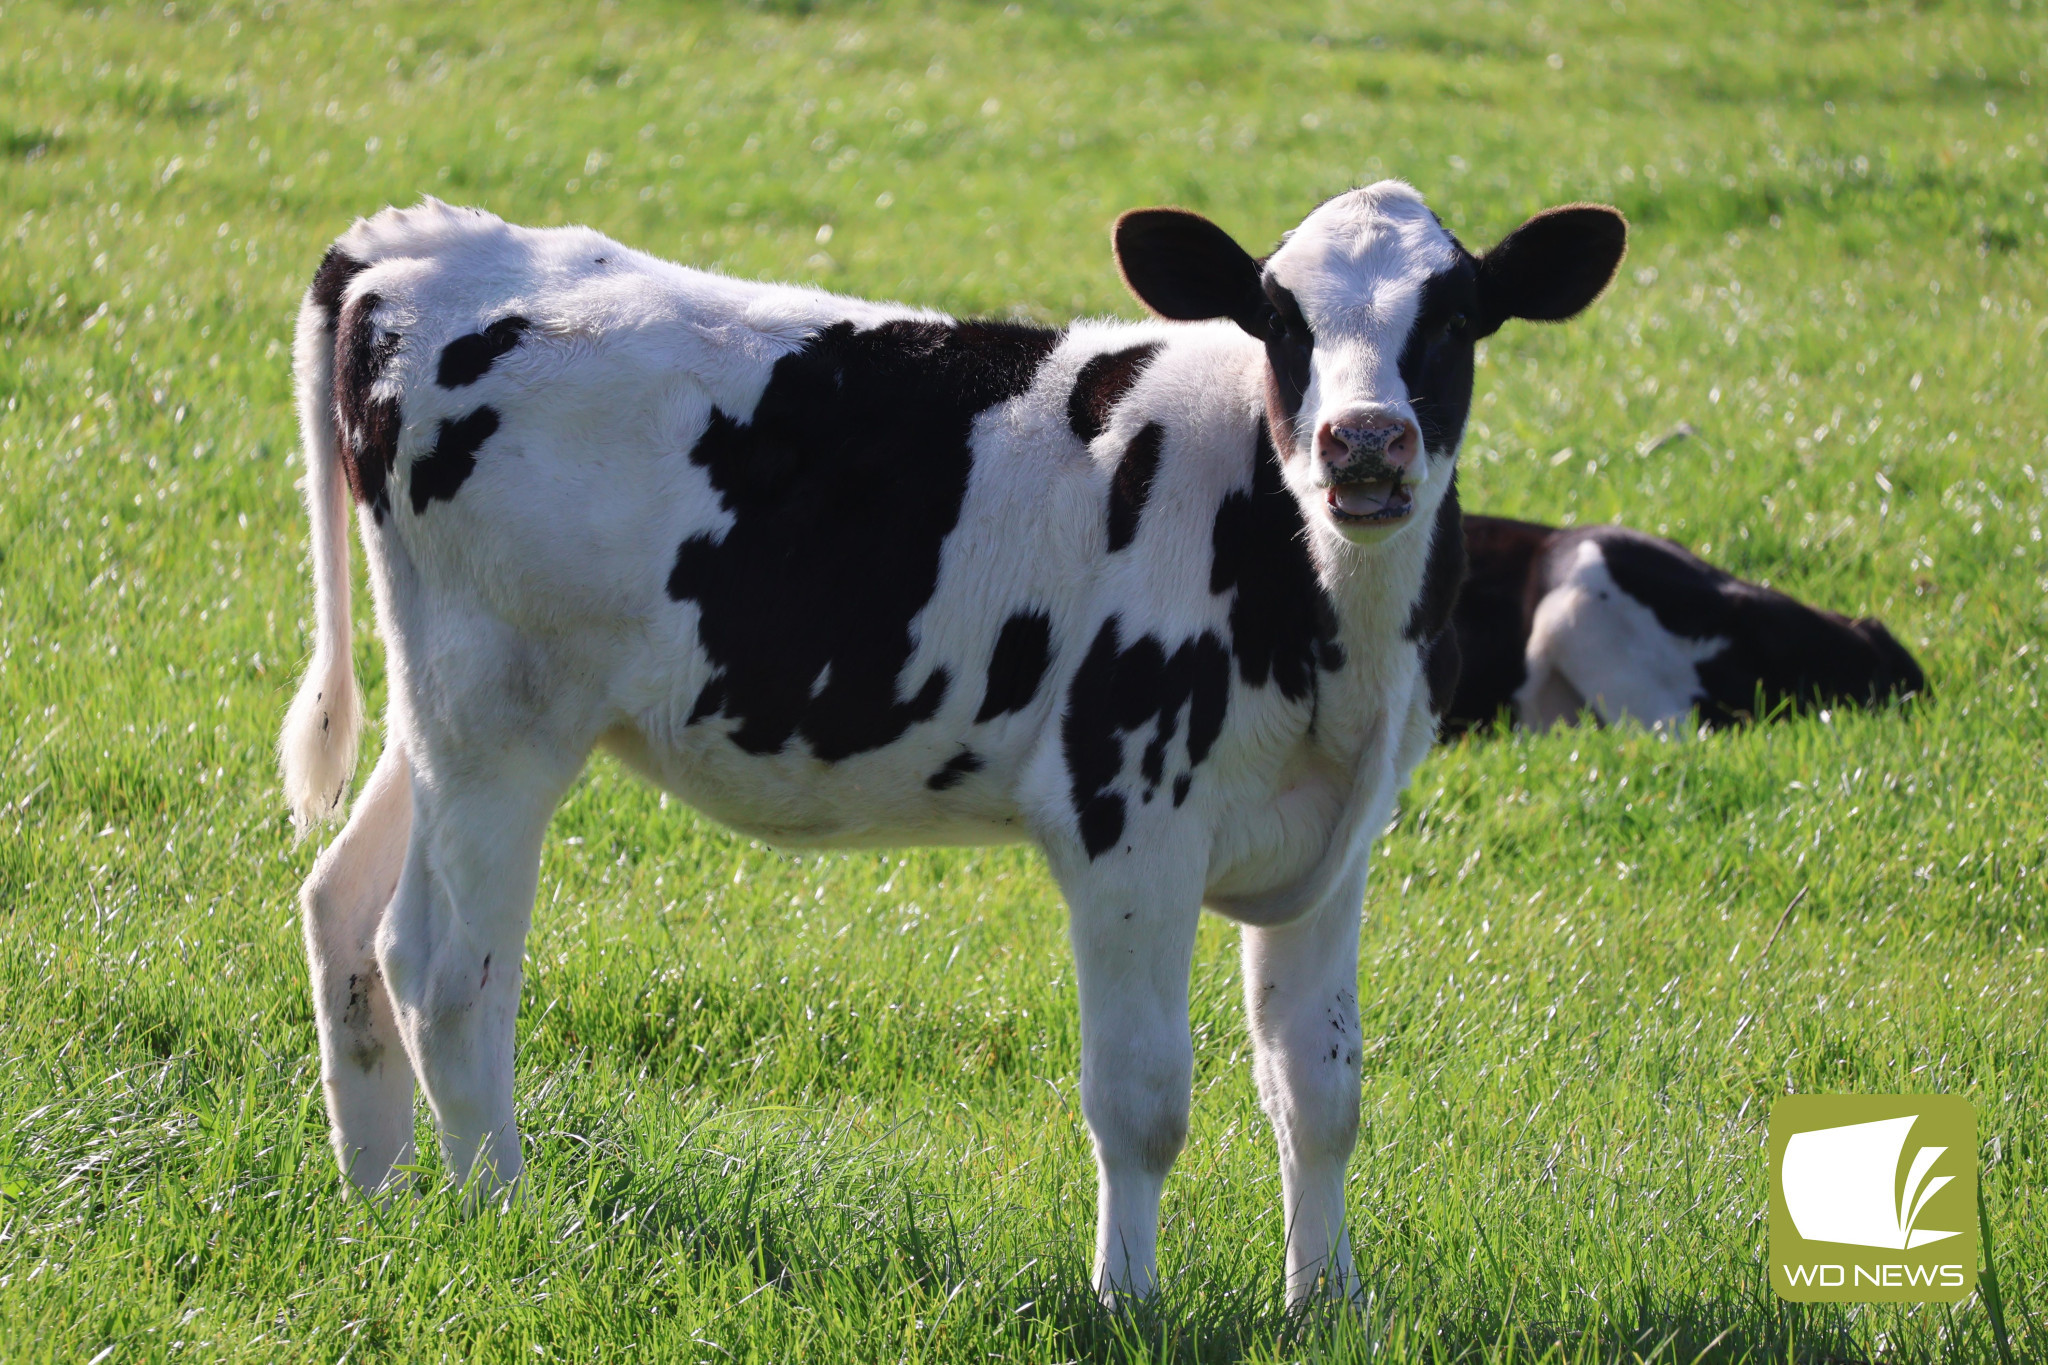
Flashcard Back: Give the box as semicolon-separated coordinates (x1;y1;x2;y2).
281;185;1625;1304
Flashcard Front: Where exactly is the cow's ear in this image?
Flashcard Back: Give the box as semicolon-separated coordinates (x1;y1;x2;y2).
1114;208;1269;337
1475;204;1627;331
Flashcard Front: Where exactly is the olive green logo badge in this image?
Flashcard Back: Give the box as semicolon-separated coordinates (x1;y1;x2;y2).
1769;1095;1976;1302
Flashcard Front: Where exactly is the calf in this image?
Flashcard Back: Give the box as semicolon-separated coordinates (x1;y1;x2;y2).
280;186;1625;1305
1447;514;1926;733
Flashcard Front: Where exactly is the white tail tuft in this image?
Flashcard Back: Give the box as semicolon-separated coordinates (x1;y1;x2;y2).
280;268;364;830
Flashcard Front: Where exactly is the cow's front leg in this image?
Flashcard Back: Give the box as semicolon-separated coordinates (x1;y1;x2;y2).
1058;846;1206;1305
377;747;577;1198
1240;864;1369;1308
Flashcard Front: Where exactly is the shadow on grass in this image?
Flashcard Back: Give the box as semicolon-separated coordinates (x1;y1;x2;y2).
516;1099;2026;1363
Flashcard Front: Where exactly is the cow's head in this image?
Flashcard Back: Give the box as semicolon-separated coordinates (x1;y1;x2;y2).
1114;182;1626;547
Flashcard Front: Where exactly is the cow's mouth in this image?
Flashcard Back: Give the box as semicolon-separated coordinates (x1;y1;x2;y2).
1327;477;1412;524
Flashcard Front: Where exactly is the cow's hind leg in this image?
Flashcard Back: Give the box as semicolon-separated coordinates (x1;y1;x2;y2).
1241;865;1369;1308
377;746;578;1197
302;740;417;1193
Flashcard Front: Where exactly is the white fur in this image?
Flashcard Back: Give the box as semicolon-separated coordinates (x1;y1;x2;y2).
285;190;1471;1305
1516;538;1729;732
279;288;363;828
1267;183;1462;517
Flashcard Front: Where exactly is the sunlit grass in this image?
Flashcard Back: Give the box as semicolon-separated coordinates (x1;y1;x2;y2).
1;0;2044;1360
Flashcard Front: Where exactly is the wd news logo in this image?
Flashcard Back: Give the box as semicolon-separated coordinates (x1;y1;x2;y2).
1769;1095;1976;1303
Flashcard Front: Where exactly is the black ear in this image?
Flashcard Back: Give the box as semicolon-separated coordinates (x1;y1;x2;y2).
1113;208;1268;337
1476;204;1628;330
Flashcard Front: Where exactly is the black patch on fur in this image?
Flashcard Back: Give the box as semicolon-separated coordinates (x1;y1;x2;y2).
1208;421;1344;700
1062;616;1229;859
1446;515;1926;733
1396;264;1481;459
1067;343;1158;443
410;406;501;513
1579;526;1926;726
309;247;367;322
1405;478;1467;717
1445;514;1553;731
926;749;985;791
977;610;1053;723
666;318;1059;761
1260;279;1314;429
437;316;531;388
1419;619;1462;719
333;289;402;522
1404;478;1466;647
686;675;728;726
1107;422;1164;552
1387;262;1483;724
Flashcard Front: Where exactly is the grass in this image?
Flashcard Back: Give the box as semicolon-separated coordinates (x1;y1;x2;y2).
2;0;2045;1359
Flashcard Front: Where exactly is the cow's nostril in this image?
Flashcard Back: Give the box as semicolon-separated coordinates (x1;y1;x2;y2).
1320;416;1418;471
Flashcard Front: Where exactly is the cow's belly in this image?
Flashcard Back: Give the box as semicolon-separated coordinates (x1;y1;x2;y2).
598;723;1037;850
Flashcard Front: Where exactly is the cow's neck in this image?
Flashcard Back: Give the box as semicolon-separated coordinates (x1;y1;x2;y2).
1318;498;1443;657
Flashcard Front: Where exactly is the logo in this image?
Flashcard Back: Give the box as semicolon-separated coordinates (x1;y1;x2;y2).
1770;1095;1976;1302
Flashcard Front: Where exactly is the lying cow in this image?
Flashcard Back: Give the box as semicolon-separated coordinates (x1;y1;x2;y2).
1447;514;1926;733
280;185;1625;1305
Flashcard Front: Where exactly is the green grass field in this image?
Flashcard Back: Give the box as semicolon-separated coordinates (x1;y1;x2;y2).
3;0;2046;1359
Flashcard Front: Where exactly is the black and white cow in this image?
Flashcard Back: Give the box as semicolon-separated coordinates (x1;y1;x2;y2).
1446;514;1926;733
280;186;1625;1305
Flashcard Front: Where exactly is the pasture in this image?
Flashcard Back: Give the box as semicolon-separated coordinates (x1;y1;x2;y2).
2;0;2045;1359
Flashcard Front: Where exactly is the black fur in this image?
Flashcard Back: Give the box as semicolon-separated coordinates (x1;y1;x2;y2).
309;247;366;322
1403;479;1468;716
1062;617;1230;859
1068;344;1158;444
686;675;728;727
1447;515;1926;732
977;610;1054;724
926;750;985;791
333;289;402;522
1113;208;1267;333
410;406;501;514
1419;626;1462;721
666;318;1060;761
1396;265;1481;458
1587;527;1926;724
1475;206;1628;331
1208;422;1344;700
1107;423;1164;553
1444;514;1549;730
437;316;531;388
1260;279;1313;429
1403;479;1466;647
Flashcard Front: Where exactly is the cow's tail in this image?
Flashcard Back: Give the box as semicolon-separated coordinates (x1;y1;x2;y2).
280;258;365;830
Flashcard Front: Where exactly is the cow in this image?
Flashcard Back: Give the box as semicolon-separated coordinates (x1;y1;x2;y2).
279;185;1626;1306
1446;514;1926;734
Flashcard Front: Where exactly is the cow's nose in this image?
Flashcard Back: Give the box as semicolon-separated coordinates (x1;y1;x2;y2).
1316;410;1420;475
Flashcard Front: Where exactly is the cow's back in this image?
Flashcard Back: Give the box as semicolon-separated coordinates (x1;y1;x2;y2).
324;202;1290;849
